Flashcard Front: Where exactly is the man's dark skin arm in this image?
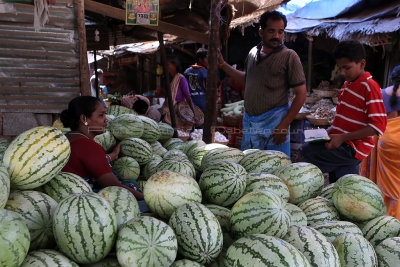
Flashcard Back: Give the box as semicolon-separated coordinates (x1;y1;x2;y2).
326;126;378;150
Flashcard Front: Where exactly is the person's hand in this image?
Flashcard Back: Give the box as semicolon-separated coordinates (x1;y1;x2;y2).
109;143;121;161
325;134;345;150
272;124;289;146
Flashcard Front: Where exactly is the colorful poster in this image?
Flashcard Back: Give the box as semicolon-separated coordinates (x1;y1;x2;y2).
126;0;159;26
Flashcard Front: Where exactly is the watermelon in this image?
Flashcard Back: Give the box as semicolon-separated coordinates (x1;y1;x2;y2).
117;216;177;267
52;193;117;264
310;221;363;243
242;148;260;155
171;259;204;267
94;131;117;153
107;105;136;117
156;159;196;178
142;155;163;180
182;140;206;155
205;204;231;232
3;126;70;189
332;174;385;222
41;172;92;202
244;173;289;202
319;183;335;201
199;161;247;207
230;190;291;238
274;162;324;204
187;143;228;171
151;141;168;157
239;150;291;174
169;202;223;264
298;197;340;225
333;233;377;267
163;149;188;161
0;209;30;267
144;170;202;219
120;138;152;165
5;190;57;250
375;237;400;267
163;138;184;150
286;203;307;226
0;164;10;208
362;215;400;247
158;122;174;141
98;186;140;230
201;147;244;171
138;115;161;143
0;137;10;152
21;249;79;267
224;234;311;266
112;156;140;180
283;225;340;267
81;257;120;267
108;114;144;140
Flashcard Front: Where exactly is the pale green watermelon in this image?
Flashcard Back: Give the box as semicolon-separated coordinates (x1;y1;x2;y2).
156;159;196;178
319;183;335;202
151;141;168;157
108;114;144;140
120;138;152;165
286;203;307;226
107;105;136;117
138;115;160;143
187;143;228;171
239;150;291;174
0;164;10;208
205;204;231;232
362;215;400;247
298;197;340;225
182;140;206;155
94;131;117;153
112;156;140;180
201;147;244;171
158;122;174;141
245;173;289;202
310;221;363;243
21;249;79;267
375;237;400;267
163;149;188;161
163;138;184;150
142;155;163;180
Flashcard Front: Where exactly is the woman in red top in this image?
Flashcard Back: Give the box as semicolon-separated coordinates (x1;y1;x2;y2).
60;96;144;200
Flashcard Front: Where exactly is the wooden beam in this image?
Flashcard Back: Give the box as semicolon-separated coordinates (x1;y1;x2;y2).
75;0;91;96
85;0;208;45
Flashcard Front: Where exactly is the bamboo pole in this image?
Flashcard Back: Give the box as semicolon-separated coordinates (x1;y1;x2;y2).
75;0;90;96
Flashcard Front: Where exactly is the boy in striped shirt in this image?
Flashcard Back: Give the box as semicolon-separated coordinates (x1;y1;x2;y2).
300;40;387;183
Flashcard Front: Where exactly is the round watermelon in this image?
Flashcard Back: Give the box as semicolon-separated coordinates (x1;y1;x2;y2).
94;131;117;153
158;122;174;141
375;237;400;267
120;137;152;165
362;215;400;247
108;114;144;140
138;115;160;143
0;164;10;208
244;173;289;202
239;150;291;174
112;156;140;180
21;249;79;267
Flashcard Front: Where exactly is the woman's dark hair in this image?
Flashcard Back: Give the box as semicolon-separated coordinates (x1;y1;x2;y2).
259;10;287;30
196;48;208;62
333;40;366;63
60;96;101;130
167;57;182;73
390;65;400;107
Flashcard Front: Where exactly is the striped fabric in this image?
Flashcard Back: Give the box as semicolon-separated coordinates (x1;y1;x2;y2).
331;72;387;160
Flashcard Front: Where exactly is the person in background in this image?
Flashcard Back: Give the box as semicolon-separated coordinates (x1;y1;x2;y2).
300;40;387;184
184;48;208;113
218;10;306;156
90;69;103;97
60;96;144;202
360;65;400;219
221;73;245;105
121;94;161;122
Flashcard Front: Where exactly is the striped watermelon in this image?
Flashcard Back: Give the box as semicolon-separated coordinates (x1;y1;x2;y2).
187;143;228;170
332;174;385;222
230;190;291;238
94;131;117;153
120;138;152;165
3;126;70;189
245;173;290;202
158;122;174;141
274;162;324;204
81;257;120;267
375;237;400;267
138;115;161;143
5;190;57;250
239;150;291;174
151;141;168;157
0;164;10;208
0;209;30;267
169;202;223;264
142;155;163;180
171;259;204;267
98;186;140;230
163;138;184;150
163;149;189;161
21;249;79;267
107;105;136;116
199;161;247;206
41;172;92;202
362;215;400;247
117;216;177;267
224;234;311;267
200;147;244;171
286;203;307;226
298;197;340;225
52;193;117;264
205;204;231;232
333;233;377;267
156;159;196;178
108;114;144;140
112;156;140;180
0;138;9;161
283;225;340;267
319;183;335;202
144;170;202;219
182;140;206;155
310;221;363;243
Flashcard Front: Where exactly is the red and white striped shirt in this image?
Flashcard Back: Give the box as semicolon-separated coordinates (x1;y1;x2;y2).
331;72;387;160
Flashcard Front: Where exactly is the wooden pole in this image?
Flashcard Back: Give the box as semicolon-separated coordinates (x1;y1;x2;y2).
157;31;176;128
203;0;221;143
75;0;91;96
307;35;313;93
93;50;99;98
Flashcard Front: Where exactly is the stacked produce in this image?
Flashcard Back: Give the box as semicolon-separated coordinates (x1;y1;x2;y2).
1;105;400;266
220;100;244;116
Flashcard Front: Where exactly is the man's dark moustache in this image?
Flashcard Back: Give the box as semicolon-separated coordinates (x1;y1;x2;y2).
270;39;280;42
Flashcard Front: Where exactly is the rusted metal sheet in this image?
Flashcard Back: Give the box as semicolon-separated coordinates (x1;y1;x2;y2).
0;0;80;114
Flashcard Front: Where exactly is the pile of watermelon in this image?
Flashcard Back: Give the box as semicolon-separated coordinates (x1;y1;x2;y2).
1;105;400;266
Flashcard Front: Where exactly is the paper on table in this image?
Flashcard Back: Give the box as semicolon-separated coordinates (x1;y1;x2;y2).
304;128;330;142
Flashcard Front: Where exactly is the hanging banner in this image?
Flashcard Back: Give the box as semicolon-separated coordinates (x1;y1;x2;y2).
126;0;159;26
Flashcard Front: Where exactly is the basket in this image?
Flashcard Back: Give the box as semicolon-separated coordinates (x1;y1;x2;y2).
222;113;243;127
312;89;337;98
176;102;204;126
306;115;330;126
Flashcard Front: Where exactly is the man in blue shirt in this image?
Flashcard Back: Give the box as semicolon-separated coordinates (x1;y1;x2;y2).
184;48;208;112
